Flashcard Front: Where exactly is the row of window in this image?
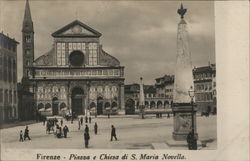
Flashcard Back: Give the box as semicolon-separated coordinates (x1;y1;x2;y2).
37;93;66;100
165;89;173;92
24;35;32;43
133;93;172;99
90;86;118;92
195;84;212;91
0;54;17;83
195;92;213;102
0;89;17;104
194;72;215;79
57;42;98;50
37;86;66;93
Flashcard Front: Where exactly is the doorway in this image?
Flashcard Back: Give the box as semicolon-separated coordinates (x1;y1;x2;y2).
97;97;103;115
52;97;59;115
71;87;84;116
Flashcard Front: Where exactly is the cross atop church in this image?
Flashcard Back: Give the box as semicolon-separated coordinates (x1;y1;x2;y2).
177;3;187;19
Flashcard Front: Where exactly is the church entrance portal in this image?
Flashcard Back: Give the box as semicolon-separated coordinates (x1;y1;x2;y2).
71;87;84;116
97;97;103;115
52;97;59;115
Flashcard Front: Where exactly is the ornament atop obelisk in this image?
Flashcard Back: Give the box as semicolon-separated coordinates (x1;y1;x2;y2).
172;3;197;140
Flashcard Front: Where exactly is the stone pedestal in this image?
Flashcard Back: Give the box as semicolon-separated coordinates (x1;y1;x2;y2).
172;103;198;140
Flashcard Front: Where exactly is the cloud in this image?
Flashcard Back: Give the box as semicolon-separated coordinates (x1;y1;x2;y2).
1;0;215;85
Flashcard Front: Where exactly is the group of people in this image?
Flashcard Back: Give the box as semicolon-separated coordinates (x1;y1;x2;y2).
83;123;118;148
19;126;31;142
19;115;119;149
78;116;92;130
46;118;58;134
55;124;69;138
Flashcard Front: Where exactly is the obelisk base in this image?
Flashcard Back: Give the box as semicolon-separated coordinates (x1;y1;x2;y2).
172;103;198;141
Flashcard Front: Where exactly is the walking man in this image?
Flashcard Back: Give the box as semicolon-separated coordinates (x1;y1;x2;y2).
60;119;63;126
89;116;91;124
78;119;81;130
24;126;31;140
110;125;117;141
19;130;23;142
94;123;98;135
63;125;69;138
80;117;83;125
84;131;90;148
85;125;89;133
85;116;88;123
43;117;46;126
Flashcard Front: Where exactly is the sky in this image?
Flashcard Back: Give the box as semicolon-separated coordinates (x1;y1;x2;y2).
0;0;215;85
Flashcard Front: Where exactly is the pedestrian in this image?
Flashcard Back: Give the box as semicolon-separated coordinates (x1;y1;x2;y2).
108;113;110;118
167;113;170;118
186;131;193;150
19;130;23;142
71;113;74;124
110;125;117;141
43;117;46;126
78;119;81;130
60;119;63;126
56;126;62;138
46;121;50;134
85;125;89;133
85;116;88;123
80;117;83;125
94;123;98;135
24;126;31;140
84;131;90;148
63;125;69;138
89;116;91;124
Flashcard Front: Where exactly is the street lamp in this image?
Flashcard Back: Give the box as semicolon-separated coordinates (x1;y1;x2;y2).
188;85;197;150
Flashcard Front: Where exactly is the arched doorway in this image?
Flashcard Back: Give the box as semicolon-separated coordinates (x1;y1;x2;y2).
52;97;59;115
97;97;103;115
164;101;169;108
104;102;111;109
145;101;149;108
150;101;156;109
71;87;84;116
157;101;163;109
111;102;118;109
125;99;135;114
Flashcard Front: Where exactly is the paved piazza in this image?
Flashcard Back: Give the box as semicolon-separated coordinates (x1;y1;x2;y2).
0;115;216;150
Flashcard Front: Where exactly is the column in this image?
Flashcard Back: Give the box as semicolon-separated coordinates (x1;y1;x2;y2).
118;83;125;114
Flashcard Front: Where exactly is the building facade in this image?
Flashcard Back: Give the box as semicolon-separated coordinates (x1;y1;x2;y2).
124;83;172;115
124;65;217;115
193;64;216;114
0;33;19;122
17;83;36;121
22;0;125;117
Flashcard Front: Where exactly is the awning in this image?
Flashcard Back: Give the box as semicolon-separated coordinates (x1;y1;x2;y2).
38;108;45;112
46;108;52;111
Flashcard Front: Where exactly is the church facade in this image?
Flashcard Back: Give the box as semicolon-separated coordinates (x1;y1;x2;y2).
22;0;125;117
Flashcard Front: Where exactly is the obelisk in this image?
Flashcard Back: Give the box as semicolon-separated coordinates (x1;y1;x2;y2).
139;77;145;119
172;4;197;140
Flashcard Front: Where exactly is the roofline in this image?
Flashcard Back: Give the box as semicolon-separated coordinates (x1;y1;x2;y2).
51;20;102;38
0;33;19;44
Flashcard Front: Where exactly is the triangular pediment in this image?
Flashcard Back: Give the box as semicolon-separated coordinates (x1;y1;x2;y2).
52;20;102;38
